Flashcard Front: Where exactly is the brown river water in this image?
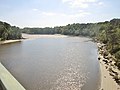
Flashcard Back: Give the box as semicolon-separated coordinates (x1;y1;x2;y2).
0;36;100;90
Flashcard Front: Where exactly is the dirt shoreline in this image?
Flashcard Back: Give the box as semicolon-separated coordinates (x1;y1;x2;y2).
0;34;68;44
22;33;68;39
0;40;22;45
97;43;120;90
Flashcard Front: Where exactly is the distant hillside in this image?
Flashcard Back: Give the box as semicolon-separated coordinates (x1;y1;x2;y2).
0;21;22;41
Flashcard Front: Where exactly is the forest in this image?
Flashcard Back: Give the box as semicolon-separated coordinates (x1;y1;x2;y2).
0;19;120;69
0;21;21;41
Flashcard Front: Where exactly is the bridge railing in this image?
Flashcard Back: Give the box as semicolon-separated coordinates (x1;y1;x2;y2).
0;62;26;90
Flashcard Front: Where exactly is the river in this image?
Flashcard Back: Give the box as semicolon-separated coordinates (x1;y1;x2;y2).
0;36;100;90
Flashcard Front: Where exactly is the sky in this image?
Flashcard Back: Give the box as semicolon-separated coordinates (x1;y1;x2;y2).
0;0;120;28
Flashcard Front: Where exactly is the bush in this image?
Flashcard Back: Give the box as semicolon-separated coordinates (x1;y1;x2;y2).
115;51;120;59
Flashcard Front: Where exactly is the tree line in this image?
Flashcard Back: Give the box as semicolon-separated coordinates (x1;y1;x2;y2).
0;21;21;41
97;19;120;69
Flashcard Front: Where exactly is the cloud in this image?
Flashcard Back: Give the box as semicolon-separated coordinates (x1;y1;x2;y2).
42;12;56;16
69;12;90;18
5;8;90;28
98;2;104;6
33;9;90;19
32;8;39;11
41;10;90;18
37;10;91;27
62;0;97;8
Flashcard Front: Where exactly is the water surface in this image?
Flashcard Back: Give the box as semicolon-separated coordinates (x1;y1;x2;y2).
0;36;100;90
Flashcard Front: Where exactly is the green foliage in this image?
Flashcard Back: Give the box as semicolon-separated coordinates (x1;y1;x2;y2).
98;19;120;69
0;21;22;41
115;51;120;59
22;27;55;34
22;23;101;37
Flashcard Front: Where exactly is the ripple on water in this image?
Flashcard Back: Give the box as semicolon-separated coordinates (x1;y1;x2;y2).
51;63;88;90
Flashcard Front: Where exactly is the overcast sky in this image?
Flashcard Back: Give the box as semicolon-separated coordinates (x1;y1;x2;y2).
0;0;120;28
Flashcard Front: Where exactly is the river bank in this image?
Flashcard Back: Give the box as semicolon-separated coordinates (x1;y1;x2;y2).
0;34;67;45
0;40;22;45
97;43;120;90
22;33;68;39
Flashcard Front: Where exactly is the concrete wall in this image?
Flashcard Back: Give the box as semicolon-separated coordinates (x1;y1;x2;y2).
0;63;26;90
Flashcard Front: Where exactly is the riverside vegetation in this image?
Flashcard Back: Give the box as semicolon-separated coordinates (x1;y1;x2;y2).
0;19;120;84
0;21;21;41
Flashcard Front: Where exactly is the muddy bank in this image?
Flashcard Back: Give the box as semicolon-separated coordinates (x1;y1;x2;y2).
97;43;120;90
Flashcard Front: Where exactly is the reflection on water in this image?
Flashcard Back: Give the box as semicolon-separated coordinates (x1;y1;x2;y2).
51;65;88;90
51;47;88;90
0;37;100;90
